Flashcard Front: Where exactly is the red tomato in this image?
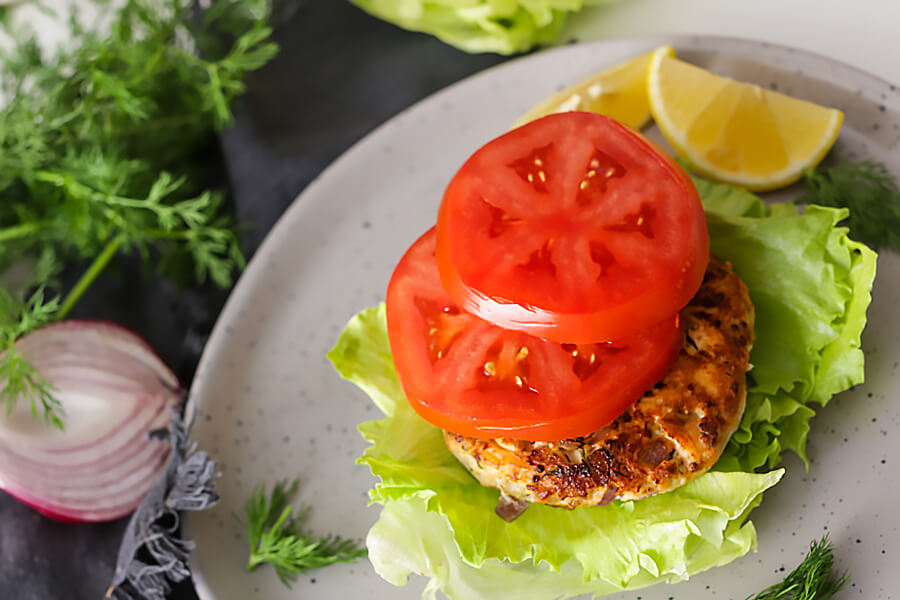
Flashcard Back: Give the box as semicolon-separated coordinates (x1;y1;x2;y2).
436;112;708;343
386;228;683;441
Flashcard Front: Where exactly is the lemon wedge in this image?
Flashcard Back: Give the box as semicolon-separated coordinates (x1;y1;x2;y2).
513;45;675;129
647;53;843;191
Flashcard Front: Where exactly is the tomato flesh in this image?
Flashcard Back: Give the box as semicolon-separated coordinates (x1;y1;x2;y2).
386;228;683;441
436;111;708;343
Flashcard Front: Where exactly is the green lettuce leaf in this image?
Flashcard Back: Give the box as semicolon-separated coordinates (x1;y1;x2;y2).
366;481;777;600
694;178;877;470
347;0;616;55
328;179;876;599
331;305;783;597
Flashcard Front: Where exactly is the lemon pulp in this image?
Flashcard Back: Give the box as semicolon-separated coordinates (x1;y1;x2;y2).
647;53;843;191
514;45;674;130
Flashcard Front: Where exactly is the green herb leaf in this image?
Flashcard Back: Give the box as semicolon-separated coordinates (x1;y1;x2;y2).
746;536;849;600
0;0;277;426
243;479;367;586
799;160;900;250
0;288;64;428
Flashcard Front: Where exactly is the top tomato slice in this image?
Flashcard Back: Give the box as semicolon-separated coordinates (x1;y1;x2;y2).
386;228;683;442
436;111;708;343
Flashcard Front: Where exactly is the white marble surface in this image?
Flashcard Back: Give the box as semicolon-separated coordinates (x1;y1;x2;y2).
566;0;900;84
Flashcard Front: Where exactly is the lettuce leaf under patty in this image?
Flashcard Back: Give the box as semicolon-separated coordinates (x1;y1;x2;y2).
328;180;876;599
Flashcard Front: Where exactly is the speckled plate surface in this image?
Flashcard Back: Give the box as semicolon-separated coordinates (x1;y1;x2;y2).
185;36;900;600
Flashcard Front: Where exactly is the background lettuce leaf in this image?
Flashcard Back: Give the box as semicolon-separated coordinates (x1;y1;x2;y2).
328;178;876;598
347;0;616;55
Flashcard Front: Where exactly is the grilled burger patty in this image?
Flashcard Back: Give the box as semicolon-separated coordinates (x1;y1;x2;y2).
443;256;754;509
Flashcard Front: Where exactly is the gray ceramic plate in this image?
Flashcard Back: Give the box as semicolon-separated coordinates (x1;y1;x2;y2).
186;36;900;600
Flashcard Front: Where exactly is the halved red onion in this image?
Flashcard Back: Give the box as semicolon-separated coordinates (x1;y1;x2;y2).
0;321;180;522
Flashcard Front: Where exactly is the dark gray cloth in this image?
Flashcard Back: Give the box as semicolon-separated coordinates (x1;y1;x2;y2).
108;408;219;600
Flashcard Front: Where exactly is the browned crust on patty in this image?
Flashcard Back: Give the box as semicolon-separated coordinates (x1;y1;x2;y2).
443;256;754;507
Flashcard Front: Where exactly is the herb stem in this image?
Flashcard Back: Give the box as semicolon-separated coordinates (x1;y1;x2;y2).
140;228;196;240
34;171;182;211
206;65;230;126
56;235;125;321
112;114;198;136
0;222;42;244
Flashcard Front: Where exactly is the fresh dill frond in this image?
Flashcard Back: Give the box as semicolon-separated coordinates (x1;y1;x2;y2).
799;160;900;251
0;288;63;428
0;0;277;426
746;535;849;600
0;0;276;279
0;347;63;429
243;479;367;587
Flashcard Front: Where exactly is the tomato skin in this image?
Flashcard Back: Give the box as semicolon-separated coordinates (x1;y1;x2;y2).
436;111;708;344
386;228;683;441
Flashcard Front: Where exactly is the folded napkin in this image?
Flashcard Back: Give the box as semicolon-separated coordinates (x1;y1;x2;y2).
107;405;218;600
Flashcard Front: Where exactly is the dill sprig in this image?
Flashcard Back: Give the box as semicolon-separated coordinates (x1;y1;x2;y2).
746;535;849;600
0;0;277;427
243;479;367;586
0;288;63;429
799;160;900;251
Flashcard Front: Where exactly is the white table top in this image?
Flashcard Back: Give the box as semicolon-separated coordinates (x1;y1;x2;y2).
565;0;900;85
9;0;899;87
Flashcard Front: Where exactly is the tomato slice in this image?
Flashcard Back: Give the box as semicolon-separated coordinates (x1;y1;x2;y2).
436;111;708;343
386;228;683;441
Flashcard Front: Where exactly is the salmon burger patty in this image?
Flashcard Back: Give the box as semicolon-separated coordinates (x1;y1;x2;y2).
443;256;754;510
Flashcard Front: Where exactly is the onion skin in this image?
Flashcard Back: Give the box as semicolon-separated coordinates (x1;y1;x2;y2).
0;321;181;522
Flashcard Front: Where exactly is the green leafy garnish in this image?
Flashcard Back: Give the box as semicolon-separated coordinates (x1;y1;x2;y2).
0;0;278;427
747;536;848;600
243;479;367;586
0;288;63;429
799;160;900;251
